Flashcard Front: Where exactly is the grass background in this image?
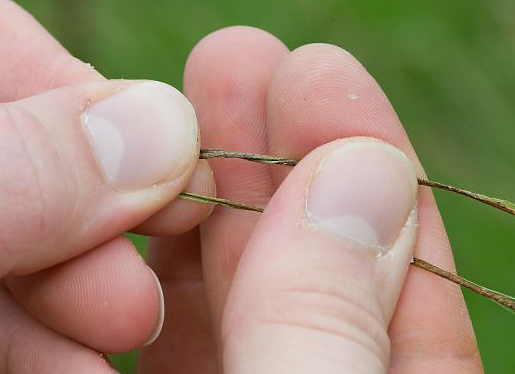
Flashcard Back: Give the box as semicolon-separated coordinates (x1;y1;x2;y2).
16;0;515;372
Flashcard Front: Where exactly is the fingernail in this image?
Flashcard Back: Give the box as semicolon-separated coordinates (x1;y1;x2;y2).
144;267;165;346
81;81;198;190
306;139;418;256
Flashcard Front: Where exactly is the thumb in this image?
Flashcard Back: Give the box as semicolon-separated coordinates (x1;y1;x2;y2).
0;80;202;276
222;138;418;373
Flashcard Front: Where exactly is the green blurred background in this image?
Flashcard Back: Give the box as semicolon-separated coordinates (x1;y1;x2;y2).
16;0;515;372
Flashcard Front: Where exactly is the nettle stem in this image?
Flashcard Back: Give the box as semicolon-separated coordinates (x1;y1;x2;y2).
178;148;515;313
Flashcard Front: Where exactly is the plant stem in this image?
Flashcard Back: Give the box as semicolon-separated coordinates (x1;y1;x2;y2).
417;179;515;215
180;192;264;212
178;190;515;313
200;148;515;216
411;257;515;313
199;149;298;166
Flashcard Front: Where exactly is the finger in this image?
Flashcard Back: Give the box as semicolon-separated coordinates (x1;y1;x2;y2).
0;286;116;373
0;79;204;276
5;236;164;353
0;2;210;235
222;139;418;373
133;160;216;236
266;44;416;182
0;0;102;102
138;231;217;374
183;27;288;331
266;44;482;372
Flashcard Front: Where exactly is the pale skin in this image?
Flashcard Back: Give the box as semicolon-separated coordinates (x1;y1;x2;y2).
0;1;483;373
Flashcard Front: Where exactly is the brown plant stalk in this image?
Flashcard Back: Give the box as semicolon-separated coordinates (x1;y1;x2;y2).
177;148;515;313
199;149;515;216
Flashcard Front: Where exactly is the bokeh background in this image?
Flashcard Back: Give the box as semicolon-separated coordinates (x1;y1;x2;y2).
16;0;515;372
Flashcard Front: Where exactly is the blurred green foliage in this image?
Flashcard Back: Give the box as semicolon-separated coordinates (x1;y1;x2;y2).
16;0;515;372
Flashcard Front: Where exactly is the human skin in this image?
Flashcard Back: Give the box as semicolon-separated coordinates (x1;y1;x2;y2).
0;1;483;373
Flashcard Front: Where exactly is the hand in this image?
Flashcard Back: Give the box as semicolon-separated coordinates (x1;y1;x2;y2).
0;2;215;372
139;27;484;373
0;2;483;373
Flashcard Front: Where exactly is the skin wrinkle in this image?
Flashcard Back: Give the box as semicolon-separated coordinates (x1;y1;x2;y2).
0;105;46;277
35;92;90;239
389;347;482;374
263;287;389;361
10;101;82;254
262;320;387;371
2;103;84;277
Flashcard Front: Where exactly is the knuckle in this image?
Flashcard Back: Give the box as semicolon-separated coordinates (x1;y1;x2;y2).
260;282;390;367
0;105;72;272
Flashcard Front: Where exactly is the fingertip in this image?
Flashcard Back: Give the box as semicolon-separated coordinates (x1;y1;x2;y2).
184;27;289;123
185;26;288;73
6;236;162;353
133;159;216;236
266;42;411;165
